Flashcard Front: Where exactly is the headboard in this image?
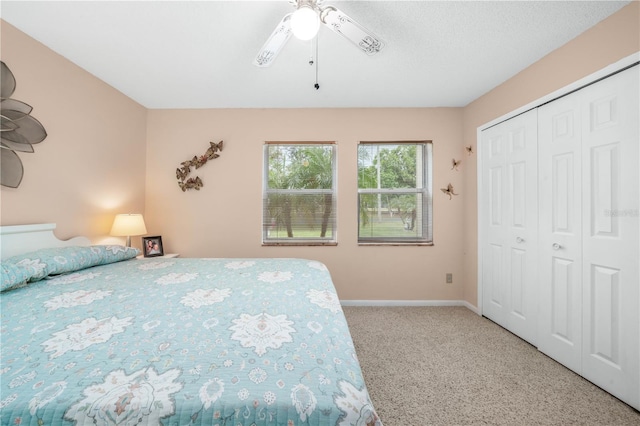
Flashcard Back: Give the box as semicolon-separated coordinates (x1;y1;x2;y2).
0;223;91;259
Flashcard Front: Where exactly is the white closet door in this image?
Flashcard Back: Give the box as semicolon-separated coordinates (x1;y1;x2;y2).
537;93;583;373
538;65;639;407
580;66;639;406
482;63;639;410
481;109;539;344
482;121;508;326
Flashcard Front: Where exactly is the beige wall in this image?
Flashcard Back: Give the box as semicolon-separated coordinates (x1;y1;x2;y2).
146;108;466;300
461;1;640;307
2;1;638;302
0;21;147;248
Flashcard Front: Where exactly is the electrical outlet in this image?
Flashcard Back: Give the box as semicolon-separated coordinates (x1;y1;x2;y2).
446;273;453;284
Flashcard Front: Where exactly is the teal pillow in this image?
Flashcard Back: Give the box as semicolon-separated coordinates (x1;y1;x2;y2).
0;262;34;291
91;245;140;265
4;246;102;278
7;255;50;282
2;245;140;286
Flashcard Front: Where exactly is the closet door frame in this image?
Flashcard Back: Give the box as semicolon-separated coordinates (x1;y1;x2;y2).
476;52;639;315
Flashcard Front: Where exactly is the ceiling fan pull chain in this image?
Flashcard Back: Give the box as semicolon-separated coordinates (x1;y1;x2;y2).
308;30;316;66
314;34;320;90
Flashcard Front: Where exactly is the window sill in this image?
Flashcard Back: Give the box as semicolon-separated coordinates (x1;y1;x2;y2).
358;242;434;246
262;242;338;247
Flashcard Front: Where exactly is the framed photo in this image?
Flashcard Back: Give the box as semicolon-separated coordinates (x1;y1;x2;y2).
142;236;164;257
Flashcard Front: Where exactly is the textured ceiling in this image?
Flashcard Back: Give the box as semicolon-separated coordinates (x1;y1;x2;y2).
0;1;631;108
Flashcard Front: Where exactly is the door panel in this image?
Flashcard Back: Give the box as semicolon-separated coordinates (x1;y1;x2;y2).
509;247;526;318
510;162;526;228
482;109;538;343
489;167;503;226
589;264;619;365
581;66;639;406
487;244;504;309
538;93;583;373
551;257;575;345
591;143;619;237
551;153;575;234
482;132;507;325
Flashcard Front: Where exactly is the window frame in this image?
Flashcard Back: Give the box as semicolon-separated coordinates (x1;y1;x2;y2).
357;141;433;245
262;141;338;246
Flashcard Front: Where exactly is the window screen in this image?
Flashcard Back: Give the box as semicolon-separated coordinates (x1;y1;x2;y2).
358;141;433;244
263;142;337;245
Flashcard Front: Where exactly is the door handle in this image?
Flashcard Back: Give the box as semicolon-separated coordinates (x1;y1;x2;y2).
516;237;525;244
552;243;562;250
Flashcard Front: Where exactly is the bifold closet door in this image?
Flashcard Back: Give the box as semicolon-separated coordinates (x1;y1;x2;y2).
580;66;639;407
538;65;639;408
537;91;583;373
481;109;538;344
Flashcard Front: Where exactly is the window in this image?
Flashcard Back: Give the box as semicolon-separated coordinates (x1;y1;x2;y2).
263;142;337;245
357;141;433;244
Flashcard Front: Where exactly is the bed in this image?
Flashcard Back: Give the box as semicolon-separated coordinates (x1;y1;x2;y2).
0;224;382;426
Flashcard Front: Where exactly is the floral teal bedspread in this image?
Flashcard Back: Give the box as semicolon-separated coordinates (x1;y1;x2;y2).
1;255;381;425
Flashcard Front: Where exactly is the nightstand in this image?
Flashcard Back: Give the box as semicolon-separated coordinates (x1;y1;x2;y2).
136;253;180;259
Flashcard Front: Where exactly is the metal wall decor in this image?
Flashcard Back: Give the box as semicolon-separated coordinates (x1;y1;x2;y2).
465;145;474;155
451;158;461;171
1;61;48;188
441;183;458;200
176;140;224;191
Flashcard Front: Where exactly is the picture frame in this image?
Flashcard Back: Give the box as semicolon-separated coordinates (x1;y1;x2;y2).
142;236;164;257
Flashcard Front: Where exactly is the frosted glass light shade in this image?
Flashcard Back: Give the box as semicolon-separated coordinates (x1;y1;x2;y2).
291;6;319;40
110;214;147;246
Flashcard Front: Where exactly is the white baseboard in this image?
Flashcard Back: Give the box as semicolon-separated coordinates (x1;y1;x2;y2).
340;299;480;315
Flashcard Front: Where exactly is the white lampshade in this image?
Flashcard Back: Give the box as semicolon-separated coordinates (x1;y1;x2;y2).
110;214;147;247
291;6;320;40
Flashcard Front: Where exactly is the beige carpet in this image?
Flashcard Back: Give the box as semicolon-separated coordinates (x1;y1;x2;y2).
342;306;640;426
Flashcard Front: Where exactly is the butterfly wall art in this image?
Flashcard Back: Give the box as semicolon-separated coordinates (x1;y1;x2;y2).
176;140;224;191
441;183;458;200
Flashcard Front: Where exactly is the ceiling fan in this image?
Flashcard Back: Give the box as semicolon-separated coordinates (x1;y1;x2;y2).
253;0;385;67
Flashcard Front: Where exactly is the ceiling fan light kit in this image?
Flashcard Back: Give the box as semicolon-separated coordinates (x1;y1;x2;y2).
253;0;385;68
291;5;320;40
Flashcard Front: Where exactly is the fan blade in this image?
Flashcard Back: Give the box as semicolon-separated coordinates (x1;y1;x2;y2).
320;6;385;55
253;14;293;67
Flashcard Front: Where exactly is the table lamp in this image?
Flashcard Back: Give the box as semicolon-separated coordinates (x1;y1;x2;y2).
110;214;147;247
